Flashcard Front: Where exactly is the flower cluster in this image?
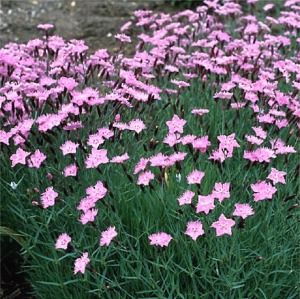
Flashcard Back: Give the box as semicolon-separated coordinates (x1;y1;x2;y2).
1;0;298;277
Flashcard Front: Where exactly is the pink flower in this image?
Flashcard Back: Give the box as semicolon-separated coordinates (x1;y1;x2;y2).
28;149;47;168
191;108;209;116
166;114;186;134
55;233;71;250
243;147;276;163
137;171;155;186
58;77;78;91
99;226;118;246
10;148;31;167
185;220;205;240
233;204;254;219
267;168;286;185
177;190;195;206
251;181;277;201
80;208;98;225
128;119;146;134
0;130;11;145
212;182;230;202
63;164;78;177
218;133;240;154
149;232;173;247
134;158;149;174
74;252;90;274
211;214;235;236
86;181;107;200
196;195;215;214
111;153;129;164
37;23;54;30
115;33;131;43
87;133;105;148
40;187;58;209
60;141;79;156
186;170;205;185
192;136;211;153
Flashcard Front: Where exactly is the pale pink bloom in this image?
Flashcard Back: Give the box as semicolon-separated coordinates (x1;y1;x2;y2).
214;91;233;100
177;190;195;206
133;158;149;174
169;152;187;163
63;164;78;177
85;148;109;168
99;226;118;246
86;181;107;200
87;133;105;148
180;134;196;145
252;127;267;140
128;119;146;134
212;182;230;202
171;79;190;88
263;3;274;11
137;171;155;186
192;136;211;153
245;135;264;145
28;150;46;168
10;148;31;167
267;168;286;185
166;114;186;134
74;252;90;274
37;23;54;30
187;170;205;185
0;130;11;145
185;220;205;240
80;208;98;225
149;232;173;247
270;139;296;155
60;141;79;156
77;196;97;213
196;195;215;214
97;127;114;140
218;133;240;153
209;148;226;163
55;233;71;250
115;33;131;43
41;187;58;209
233;204;254;219
211;214;235;237
120;21;132;32
191;108;209;116
163;133;181;147
243;148;276;163
58;77;78;91
251;181;277;201
111;153;129;164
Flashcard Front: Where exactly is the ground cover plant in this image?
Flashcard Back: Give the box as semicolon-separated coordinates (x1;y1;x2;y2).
0;0;300;298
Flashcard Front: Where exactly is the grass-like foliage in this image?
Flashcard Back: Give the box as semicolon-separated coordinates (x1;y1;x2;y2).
0;1;299;298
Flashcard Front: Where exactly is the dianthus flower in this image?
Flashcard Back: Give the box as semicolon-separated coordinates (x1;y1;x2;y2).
149;232;173;247
267;168;286;185
185;220;205;240
40;187;58;209
187;170;205;185
233;203;254;219
99;226;118;246
74;252;90;274
211;214;235;236
55;233;71;250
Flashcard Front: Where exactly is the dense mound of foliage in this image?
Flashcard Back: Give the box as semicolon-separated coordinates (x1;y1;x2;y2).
1;1;299;298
